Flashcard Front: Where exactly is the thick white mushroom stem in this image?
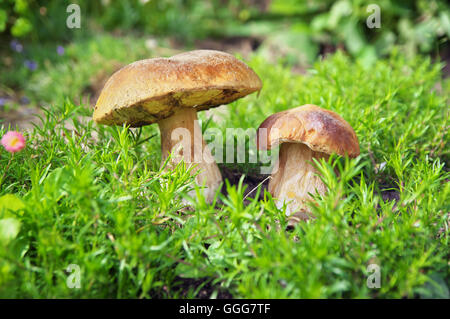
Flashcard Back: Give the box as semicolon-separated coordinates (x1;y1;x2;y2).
157;108;222;203
269;143;329;222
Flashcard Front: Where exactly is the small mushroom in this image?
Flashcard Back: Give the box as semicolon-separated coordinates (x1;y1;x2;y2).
257;104;359;222
94;50;262;202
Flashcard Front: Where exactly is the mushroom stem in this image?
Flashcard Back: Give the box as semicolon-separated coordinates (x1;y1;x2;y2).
269;143;329;218
158;108;222;202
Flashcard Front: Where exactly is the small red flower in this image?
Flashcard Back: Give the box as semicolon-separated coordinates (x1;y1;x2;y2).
1;131;26;153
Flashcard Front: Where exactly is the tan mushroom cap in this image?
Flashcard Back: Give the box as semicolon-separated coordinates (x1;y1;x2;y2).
257;104;360;157
93;50;262;127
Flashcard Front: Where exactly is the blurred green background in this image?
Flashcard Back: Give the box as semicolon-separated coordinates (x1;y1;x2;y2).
0;0;449;126
2;0;449;58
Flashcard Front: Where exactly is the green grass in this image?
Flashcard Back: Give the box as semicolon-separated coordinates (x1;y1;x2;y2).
0;48;448;298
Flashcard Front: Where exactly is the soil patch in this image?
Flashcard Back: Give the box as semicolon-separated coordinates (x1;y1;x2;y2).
171;277;233;299
220;165;269;202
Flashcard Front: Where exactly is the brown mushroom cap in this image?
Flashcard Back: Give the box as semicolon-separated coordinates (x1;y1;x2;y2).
257;104;360;157
93;50;262;127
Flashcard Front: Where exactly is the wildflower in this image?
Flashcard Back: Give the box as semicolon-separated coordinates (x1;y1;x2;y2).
20;96;30;105
16;43;23;53
0;97;7;106
57;45;65;56
10;40;23;53
10;40;18;50
1;131;26;153
24;60;37;71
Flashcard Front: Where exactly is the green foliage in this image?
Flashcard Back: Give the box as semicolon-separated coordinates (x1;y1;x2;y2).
0;50;448;298
0;0;253;42
0;0;33;37
269;0;450;60
2;0;448;64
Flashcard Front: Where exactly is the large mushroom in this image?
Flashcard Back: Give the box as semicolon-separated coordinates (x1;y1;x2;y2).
93;50;262;202
257;104;359;222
